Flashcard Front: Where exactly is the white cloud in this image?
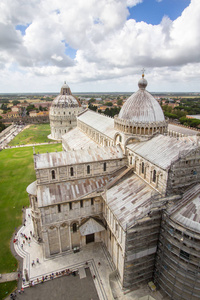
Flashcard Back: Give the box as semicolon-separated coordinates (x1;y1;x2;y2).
0;0;200;92
126;0;143;8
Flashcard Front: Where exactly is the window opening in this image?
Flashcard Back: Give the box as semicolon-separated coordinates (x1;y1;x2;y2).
70;167;74;176
52;170;55;180
87;165;90;174
73;223;77;233
142;162;144;174
153;170;156;183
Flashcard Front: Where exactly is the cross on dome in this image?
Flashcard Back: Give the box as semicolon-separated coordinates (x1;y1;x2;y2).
141;68;145;78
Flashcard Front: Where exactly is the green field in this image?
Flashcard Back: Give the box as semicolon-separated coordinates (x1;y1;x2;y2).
0;281;17;300
8;124;51;146
0;143;62;275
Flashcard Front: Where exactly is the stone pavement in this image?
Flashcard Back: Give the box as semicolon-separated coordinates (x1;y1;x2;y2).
10;208;165;300
0;272;18;283
8;269;100;300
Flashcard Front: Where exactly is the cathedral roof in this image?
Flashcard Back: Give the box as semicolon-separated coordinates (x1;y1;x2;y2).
127;135;199;170
105;173;155;230
62;127;98;150
37;174;119;207
118;75;165;123
78;110;117;139
51;82;81;108
169;184;200;234
34;145;123;169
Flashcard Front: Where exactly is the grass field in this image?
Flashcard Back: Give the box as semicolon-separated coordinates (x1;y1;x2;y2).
0;143;62;275
8;124;51;146
0;281;17;300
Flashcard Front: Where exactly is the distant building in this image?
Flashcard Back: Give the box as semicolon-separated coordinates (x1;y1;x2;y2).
11;106;20;112
27;74;200;299
186;114;200;120
29;110;37;117
36;111;49;117
2;111;20;119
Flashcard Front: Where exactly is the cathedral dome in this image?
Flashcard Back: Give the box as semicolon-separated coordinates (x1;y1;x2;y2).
114;74;167;137
118;75;165;123
52;82;81;108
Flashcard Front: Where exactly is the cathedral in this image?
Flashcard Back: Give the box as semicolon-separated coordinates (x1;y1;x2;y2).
27;74;200;300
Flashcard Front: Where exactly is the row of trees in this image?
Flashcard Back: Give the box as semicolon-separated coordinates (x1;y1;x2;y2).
0;116;6;132
162;98;200;128
88;104;120;117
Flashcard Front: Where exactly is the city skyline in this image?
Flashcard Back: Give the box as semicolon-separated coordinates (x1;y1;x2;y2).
1;0;199;93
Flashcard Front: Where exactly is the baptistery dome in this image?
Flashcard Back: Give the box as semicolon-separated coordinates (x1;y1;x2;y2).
51;82;81;108
114;74;167;137
49;82;83;140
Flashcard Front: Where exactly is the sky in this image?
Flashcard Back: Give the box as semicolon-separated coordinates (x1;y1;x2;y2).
0;0;200;93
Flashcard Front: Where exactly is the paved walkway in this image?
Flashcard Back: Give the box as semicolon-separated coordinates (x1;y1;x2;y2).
8;208;165;300
0;272;18;283
5;141;60;149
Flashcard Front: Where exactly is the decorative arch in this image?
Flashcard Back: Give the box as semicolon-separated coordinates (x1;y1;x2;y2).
114;132;122;145
71;221;79;233
124;136;140;148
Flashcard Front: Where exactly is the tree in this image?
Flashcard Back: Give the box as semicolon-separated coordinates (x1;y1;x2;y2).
105;102;113;106
88;104;97;112
0;121;6;132
12;100;20;106
88;98;96;104
117;99;123;106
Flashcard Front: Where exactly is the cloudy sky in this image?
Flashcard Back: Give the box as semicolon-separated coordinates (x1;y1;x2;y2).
0;0;199;93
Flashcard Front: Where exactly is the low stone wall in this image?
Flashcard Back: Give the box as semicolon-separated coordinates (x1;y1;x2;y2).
2;116;49;124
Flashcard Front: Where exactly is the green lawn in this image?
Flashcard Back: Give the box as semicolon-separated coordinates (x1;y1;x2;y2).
0;144;62;275
0;281;17;300
8;124;52;146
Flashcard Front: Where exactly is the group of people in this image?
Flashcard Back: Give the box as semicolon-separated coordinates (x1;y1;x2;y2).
10;287;24;299
28;268;77;287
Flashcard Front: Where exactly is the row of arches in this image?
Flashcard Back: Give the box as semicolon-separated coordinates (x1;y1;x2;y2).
114;118;167;136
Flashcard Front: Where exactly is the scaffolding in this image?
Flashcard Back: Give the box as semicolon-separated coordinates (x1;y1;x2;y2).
154;213;200;300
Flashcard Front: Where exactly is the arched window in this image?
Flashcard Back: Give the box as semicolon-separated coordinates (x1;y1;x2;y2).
141;162;144;174
72;223;77;233
87;165;90;174
51;170;55;180
130;156;132;165
153;170;156;183
103;162;107;172
69;121;71;124
70;167;74;176
119;135;122;142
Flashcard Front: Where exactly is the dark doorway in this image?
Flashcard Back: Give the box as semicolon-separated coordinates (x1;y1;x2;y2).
86;233;95;244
